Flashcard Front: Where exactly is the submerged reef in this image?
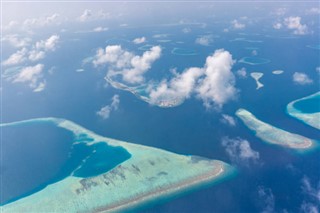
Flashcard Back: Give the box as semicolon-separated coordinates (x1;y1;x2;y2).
287;92;320;130
105;76;184;108
236;109;317;150
250;72;264;90
0;118;234;212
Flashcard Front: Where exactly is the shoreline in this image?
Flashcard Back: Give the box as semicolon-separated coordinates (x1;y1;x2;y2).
236;108;316;150
98;165;225;213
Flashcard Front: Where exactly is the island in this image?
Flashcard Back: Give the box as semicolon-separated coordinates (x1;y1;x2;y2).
272;70;284;75
236;109;317;150
287;92;320;130
250;72;264;90
0;118;235;212
239;57;270;65
105;76;184;108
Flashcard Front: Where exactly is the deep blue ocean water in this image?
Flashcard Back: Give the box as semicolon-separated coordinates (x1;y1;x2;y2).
1;24;320;212
293;93;320;113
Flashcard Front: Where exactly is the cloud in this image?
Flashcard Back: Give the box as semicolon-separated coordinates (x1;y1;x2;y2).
258;186;275;213
182;27;191;33
133;37;146;44
237;67;247;78
1;34;31;48
93;45;162;84
23;13;61;29
284;16;308;35
221;137;260;165
293;72;313;85
196;49;237;108
28;50;45;61
147;49;237;108
251;50;258;56
306;7;320;15
78;9;111;22
300;176;320;213
301;176;320;202
97;94;120;119
273;23;282;29
12;64;45;90
220;114;236;126
273;7;287;16
195;35;213;46
301;202;319;213
35;34;60;51
149;67;203;105
231;19;245;29
2;48;27;66
93;27;108;32
79;9;92;22
316;67;320;74
2;34;59;66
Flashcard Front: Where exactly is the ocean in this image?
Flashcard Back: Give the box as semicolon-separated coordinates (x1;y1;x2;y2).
1;24;319;212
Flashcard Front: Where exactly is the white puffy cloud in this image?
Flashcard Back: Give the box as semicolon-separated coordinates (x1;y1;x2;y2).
97;94;120;119
93;27;108;32
258;186;275;213
23;13;61;29
12;64;44;90
221;137;259;165
231;19;245;29
2;34;59;66
220;114;236;126
284;16;308;35
78;9;111;22
196;49;237;108
133;37;146;44
149;67;203;104
147;49;237;108
293;72;313;85
28;50;46;61
306;7;320;15
79;9;92;22
195;35;213;46
2;48;27;66
35;35;59;51
1;34;31;48
273;23;282;29
237;67;247;78
93;45;161;84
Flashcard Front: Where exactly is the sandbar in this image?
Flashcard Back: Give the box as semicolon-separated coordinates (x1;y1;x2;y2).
250;72;264;90
286;92;320;130
236;108;317;150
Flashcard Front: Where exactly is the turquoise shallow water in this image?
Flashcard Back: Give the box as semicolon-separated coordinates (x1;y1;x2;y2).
1;123;131;205
293;94;320;113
